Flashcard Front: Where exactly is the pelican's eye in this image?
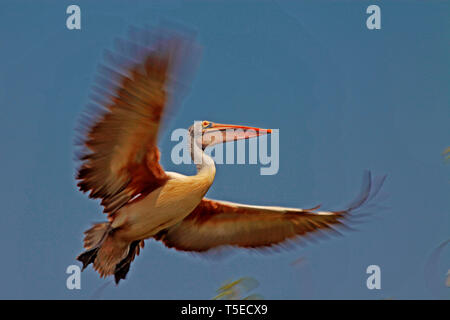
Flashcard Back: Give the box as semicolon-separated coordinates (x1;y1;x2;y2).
202;121;211;128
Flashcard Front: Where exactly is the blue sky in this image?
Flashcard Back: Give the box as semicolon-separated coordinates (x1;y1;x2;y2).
0;0;448;299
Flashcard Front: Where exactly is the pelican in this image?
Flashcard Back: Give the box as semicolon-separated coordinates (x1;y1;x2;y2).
76;28;385;284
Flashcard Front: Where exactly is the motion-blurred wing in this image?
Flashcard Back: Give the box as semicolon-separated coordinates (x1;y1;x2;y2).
76;28;198;216
154;171;385;252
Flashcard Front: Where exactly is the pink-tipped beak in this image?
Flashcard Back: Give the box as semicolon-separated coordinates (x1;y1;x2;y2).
209;123;272;143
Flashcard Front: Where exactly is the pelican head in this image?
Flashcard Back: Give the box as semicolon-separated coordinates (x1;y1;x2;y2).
189;120;272;150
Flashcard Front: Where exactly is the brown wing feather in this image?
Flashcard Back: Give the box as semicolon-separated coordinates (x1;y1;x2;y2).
76;28;197;216
154;171;384;252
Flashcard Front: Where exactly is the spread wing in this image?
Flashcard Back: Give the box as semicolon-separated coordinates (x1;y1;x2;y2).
76;28;198;217
154;171;386;252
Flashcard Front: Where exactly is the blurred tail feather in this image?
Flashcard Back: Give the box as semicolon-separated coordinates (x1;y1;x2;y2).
77;222;137;283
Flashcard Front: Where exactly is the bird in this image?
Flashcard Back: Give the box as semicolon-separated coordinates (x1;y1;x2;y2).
75;27;385;284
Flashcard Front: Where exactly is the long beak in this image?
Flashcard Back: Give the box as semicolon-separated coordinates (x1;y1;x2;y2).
208;123;272;143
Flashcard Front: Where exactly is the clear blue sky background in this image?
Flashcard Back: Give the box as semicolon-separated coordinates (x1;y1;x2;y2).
0;0;448;299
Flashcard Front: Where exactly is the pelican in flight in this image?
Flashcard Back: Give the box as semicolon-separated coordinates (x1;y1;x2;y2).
76;28;384;284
